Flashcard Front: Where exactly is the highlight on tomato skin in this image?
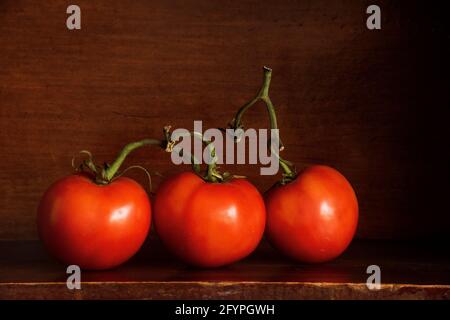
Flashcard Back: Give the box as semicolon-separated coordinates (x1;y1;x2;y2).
37;174;151;270
265;165;359;264
153;171;266;268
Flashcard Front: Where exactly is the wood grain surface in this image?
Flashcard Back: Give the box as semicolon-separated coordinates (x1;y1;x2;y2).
0;1;449;240
1;239;449;299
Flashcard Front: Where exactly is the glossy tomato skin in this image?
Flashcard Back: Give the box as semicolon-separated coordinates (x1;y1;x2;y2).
37;175;151;270
266;165;358;263
153;172;266;268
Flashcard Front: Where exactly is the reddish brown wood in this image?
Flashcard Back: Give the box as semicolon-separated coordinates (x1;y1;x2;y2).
0;0;449;241
1;239;449;299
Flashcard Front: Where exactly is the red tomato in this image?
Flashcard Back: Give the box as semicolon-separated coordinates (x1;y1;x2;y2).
266;165;358;263
153;172;266;267
37;175;151;270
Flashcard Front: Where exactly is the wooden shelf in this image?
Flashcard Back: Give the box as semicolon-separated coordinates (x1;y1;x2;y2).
0;238;449;299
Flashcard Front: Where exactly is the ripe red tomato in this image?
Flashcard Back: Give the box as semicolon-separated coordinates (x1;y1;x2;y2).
37;175;151;270
265;165;358;263
153;172;266;267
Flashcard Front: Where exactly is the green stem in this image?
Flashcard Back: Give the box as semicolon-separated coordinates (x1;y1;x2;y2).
233;67;279;139
103;139;164;182
230;66;296;182
279;158;295;178
77;125;220;185
169;130;221;183
163;126;201;174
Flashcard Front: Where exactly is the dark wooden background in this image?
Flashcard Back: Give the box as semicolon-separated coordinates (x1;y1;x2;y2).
0;0;448;240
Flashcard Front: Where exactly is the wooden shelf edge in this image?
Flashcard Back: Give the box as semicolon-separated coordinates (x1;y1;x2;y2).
1;281;449;300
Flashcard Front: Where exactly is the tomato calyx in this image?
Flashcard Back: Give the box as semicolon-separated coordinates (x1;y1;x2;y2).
228;66;297;185
162;125;244;183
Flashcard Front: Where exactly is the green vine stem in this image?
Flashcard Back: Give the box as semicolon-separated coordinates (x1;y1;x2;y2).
165;127;228;183
229;66;297;184
74;68;292;186
73;126;229;186
103;139;165;182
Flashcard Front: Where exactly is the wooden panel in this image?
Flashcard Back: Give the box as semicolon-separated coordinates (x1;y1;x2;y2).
0;1;449;239
1;239;449;299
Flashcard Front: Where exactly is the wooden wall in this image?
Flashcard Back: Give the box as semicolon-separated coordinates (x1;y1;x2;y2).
0;0;448;240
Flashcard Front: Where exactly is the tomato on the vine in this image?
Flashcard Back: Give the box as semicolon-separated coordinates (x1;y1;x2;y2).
227;67;359;263
37;140;161;270
153;172;266;268
37;174;151;270
265;165;358;263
